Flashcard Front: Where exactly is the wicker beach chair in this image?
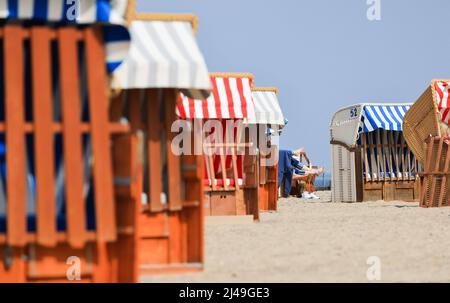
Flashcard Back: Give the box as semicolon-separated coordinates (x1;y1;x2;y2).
403;80;445;163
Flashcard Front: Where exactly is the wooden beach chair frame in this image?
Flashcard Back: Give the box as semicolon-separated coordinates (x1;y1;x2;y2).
0;24;138;282
259;141;279;211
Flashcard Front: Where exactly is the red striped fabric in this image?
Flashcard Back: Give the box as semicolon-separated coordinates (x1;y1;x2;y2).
176;75;256;120
203;120;244;183
435;81;450;124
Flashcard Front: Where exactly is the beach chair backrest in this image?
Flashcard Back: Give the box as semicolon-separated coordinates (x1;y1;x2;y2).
359;129;419;182
403;81;443;162
202;119;258;191
0;24;118;248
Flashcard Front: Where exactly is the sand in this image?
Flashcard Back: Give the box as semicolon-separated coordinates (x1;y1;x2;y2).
141;191;450;283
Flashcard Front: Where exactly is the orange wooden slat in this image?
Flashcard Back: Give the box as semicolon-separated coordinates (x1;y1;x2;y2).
168;212;183;263
146;89;164;212
0;28;82;40
0;122;129;133
84;27;116;242
127;90;142;132
4;25;27;246
58;27;87;247
31;27;57;246
164;90;182;211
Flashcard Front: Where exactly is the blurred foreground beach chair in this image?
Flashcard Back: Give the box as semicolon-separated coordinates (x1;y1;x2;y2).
0;1;139;282
403;80;450;207
110;8;211;274
330;104;420;202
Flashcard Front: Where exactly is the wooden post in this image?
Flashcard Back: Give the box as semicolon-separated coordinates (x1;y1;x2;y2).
58;27;86;248
31;27;57;247
4;25;28;246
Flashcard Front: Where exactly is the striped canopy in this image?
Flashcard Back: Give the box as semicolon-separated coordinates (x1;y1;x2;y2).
112;19;211;99
248;88;285;126
0;0;130;73
434;81;450;125
362;104;411;133
177;74;256;120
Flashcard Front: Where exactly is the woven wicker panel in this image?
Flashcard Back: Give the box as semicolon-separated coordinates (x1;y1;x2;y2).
403;84;441;163
421;137;450;208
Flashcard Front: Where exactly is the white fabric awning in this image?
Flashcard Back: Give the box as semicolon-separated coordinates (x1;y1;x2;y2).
112;18;211;99
248;88;285;126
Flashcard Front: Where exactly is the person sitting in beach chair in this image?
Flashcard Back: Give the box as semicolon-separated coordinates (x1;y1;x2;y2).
278;148;305;198
291;153;325;199
278;148;325;199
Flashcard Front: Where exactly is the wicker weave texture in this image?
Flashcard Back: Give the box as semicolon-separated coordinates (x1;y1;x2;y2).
403;83;441;162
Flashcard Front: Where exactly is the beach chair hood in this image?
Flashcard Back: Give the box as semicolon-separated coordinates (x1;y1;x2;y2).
330;103;412;148
246;87;285;128
176;73;256;121
111;13;211;100
403;80;449;162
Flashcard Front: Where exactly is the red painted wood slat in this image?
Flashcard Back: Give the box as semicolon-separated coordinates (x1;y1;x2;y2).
4;25;27;246
84;27;116;242
58;27;87;248
31;27;57;247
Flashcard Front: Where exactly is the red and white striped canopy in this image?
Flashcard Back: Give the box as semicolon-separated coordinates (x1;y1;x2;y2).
176;73;256;120
435;81;450;124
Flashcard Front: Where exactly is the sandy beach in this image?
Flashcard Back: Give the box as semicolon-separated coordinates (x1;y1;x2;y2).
141;191;450;283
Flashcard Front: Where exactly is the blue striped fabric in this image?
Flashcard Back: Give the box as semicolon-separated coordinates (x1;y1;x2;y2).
362;105;411;133
360;130;416;179
0;0;130;73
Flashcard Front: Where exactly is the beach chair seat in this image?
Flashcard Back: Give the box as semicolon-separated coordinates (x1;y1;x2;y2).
203;142;259;220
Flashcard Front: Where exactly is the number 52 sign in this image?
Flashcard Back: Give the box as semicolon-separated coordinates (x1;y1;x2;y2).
350;107;358;118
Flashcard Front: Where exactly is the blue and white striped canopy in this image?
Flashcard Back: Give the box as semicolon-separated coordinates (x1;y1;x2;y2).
362;104;411;133
0;0;130;73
